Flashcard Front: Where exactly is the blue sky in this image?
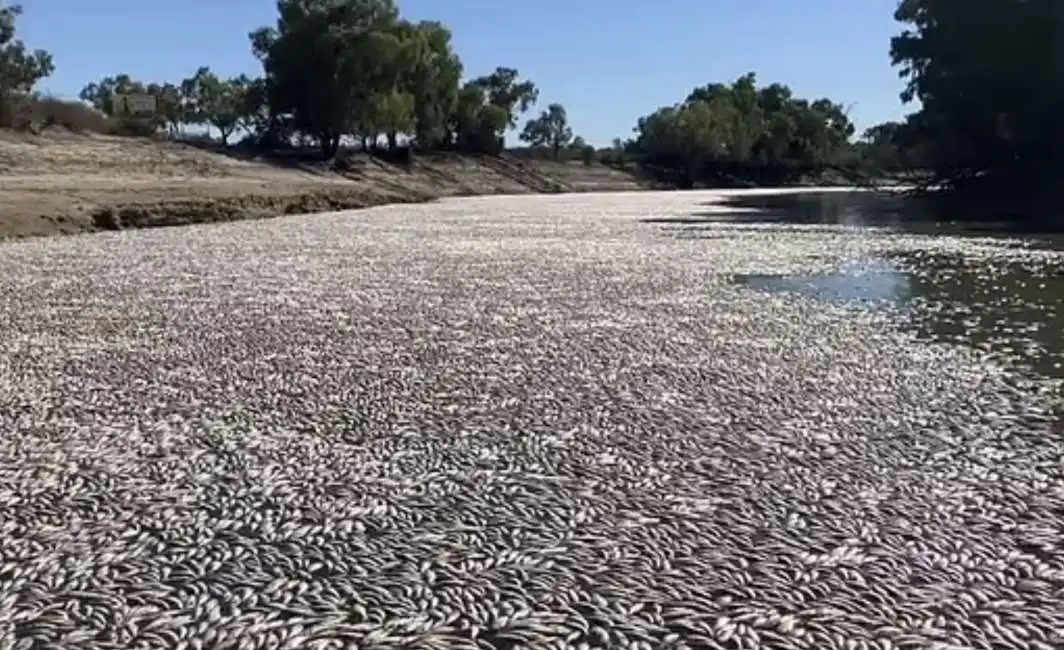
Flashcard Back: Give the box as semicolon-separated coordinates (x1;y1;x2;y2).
21;0;910;145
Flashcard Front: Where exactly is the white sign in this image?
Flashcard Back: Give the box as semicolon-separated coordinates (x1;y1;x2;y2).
113;93;156;117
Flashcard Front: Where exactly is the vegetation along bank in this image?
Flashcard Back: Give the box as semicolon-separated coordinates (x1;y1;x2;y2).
0;0;1058;237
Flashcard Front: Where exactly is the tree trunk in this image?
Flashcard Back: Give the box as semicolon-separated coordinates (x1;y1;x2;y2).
387;131;398;150
320;131;339;159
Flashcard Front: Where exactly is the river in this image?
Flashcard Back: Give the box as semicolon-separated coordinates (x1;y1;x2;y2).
725;191;1064;384
3;189;1064;646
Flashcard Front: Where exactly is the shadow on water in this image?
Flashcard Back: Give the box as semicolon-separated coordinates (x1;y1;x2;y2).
713;191;913;228
648;190;1060;237
710;191;1064;382
642;192;911;227
737;252;1064;381
718;191;1064;237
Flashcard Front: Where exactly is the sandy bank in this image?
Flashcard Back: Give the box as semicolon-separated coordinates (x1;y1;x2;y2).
0;130;643;238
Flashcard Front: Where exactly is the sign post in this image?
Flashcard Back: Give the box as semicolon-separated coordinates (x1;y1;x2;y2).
112;93;156;118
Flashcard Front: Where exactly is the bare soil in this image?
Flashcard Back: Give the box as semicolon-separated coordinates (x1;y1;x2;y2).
0;129;643;239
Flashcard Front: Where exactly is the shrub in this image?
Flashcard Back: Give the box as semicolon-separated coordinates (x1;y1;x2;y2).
34;96;115;132
0;93;117;133
580;145;596;166
0;94;171;138
108;116;159;137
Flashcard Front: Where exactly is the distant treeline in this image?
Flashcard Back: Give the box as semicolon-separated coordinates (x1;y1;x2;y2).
1;0;1060;219
0;1;575;160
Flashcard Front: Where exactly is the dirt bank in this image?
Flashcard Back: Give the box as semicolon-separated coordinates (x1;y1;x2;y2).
0;130;644;239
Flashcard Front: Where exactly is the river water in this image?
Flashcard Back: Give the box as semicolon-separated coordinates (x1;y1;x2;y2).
727;191;1064;383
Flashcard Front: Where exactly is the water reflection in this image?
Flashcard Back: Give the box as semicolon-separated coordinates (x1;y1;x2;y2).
897;250;1064;381
739;259;911;308
716;191;913;228
720;191;1064;239
724;191;1064;382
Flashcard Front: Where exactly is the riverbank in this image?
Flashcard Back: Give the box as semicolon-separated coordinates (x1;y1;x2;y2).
0;129;644;239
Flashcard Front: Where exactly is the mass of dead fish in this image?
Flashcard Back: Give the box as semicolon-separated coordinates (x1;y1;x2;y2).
0;189;1063;650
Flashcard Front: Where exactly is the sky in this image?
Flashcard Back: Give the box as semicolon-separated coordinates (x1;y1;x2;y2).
20;0;912;145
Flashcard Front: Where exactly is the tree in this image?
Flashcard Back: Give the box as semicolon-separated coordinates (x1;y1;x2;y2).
251;0;402;159
889;0;1064;214
79;74;184;135
236;77;272;138
79;74;148;117
630;74;857;186
181;67;256;144
450;82;508;154
400;20;462;149
595;137;629;167
520;103;572;160
449;83;482;149
146;82;183;137
579;145;595;165
857;120;930;174
0;4;53;102
468;66;538;143
570;136;595;165
368;87;414;149
8;0;563;161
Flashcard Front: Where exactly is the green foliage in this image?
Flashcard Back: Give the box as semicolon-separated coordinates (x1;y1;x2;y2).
630;73;856;186
889;0;1064;213
449;84;485;150
79;69;265;141
368;88;415;148
597;138;630;168
449;83;508;154
179;67;257;144
251;0;403;158
242;0;542;157
468;67;538;131
570;135;597;164
0;4;53;96
8;0;1064;217
2;0;557;160
402;20;462;148
855;120;929;175
79;74;143;116
78;74;168;135
147;82;183;136
0;4;55;129
520;103;572;160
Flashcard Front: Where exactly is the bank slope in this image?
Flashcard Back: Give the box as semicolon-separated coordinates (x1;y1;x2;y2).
0;131;644;238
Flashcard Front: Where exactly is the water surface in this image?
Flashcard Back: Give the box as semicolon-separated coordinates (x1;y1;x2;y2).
723;191;1064;382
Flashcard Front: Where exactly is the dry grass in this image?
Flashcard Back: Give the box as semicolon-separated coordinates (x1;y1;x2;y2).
0;93;157;137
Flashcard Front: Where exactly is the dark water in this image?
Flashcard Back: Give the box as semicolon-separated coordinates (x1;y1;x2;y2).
727;192;1064;382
